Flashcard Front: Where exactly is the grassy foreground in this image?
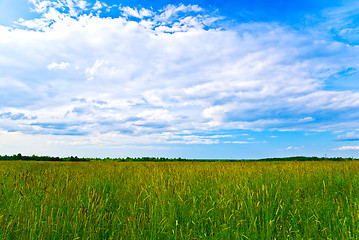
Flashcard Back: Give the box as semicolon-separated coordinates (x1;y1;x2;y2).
0;161;358;239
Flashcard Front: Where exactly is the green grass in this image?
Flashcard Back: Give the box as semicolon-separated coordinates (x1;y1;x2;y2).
0;160;359;239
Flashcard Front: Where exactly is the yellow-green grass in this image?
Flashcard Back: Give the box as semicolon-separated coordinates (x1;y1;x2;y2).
0;160;358;239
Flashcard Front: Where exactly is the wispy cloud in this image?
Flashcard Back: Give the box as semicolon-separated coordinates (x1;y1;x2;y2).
120;6;153;19
336;132;359;141
286;146;299;150
0;112;37;120
320;1;359;45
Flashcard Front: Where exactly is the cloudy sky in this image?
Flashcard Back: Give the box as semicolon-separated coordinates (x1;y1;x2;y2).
0;0;359;159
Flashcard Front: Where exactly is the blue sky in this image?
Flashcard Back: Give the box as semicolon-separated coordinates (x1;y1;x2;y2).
1;0;359;159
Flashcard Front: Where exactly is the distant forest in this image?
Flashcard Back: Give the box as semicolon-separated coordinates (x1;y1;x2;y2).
0;154;356;162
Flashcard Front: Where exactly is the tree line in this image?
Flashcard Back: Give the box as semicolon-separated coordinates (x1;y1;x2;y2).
0;154;185;162
0;154;356;162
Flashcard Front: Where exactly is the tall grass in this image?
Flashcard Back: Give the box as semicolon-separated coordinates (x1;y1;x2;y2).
0;160;358;239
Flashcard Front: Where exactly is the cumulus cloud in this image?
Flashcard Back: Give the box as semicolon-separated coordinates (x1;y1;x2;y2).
1;0;359;148
335;146;359;150
93;1;103;11
47;61;70;70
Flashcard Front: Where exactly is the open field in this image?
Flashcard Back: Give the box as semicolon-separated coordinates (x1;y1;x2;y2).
0;160;358;239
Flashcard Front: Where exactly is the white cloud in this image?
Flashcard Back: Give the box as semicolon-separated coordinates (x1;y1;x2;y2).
139;8;153;18
47;61;70;70
93;1;103;10
120;6;142;18
77;0;88;10
157;4;199;21
299;117;314;123
120;6;153;19
28;0;52;13
286;146;299;150
223;140;265;144
137;109;174;122
224;141;250;144
85;60;110;80
1;1;359;149
335;146;359;150
336;132;359;141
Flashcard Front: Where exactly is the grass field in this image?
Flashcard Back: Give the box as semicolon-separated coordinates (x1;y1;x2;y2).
0;160;358;239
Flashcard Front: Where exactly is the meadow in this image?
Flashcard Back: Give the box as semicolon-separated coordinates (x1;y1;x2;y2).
0;160;358;239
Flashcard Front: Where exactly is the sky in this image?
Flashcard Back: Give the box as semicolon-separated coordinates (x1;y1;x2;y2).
1;0;359;159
